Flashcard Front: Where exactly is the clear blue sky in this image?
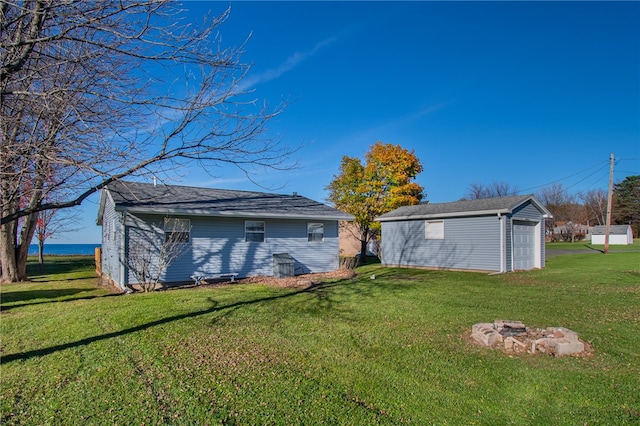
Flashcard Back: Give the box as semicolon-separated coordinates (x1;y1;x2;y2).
65;1;639;244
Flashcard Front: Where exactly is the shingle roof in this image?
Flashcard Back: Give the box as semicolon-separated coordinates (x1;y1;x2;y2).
100;181;353;221
376;194;550;221
592;225;632;235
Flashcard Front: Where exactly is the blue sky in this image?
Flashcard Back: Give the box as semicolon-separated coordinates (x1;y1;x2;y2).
64;1;639;244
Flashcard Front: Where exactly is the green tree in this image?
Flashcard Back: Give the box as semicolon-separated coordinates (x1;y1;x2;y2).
613;175;640;236
327;142;424;265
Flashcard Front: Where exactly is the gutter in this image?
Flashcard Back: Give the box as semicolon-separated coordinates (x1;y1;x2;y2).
376;208;511;222
119;210;127;290
114;206;354;222
498;213;505;273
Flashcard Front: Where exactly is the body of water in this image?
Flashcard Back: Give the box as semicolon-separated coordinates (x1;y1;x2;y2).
29;244;101;256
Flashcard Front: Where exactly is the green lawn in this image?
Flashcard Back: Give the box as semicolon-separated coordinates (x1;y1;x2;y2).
1;253;639;425
546;239;640;252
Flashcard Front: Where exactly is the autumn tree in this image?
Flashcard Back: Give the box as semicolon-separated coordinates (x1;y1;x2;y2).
612;175;640;236
1;1;293;282
327;142;424;265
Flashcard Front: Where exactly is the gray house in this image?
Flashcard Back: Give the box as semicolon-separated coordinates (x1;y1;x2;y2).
97;181;353;289
376;195;552;272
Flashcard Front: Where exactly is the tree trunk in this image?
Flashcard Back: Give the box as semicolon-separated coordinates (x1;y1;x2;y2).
0;224;18;283
38;239;44;271
358;238;368;266
0;212;38;283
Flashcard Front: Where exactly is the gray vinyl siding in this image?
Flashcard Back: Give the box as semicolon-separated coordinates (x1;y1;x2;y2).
381;215;502;271
125;214;340;284
100;196;124;287
504;216;513;271
511;202;541;221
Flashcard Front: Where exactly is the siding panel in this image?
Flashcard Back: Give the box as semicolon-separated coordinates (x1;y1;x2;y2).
382;215;501;271
100;196;124;287
125;214;340;284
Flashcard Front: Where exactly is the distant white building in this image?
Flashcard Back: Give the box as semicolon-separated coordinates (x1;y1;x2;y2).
591;225;634;245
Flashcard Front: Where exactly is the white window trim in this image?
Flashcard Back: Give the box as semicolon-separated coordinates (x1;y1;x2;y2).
307;222;324;243
164;218;191;243
425;220;444;240
245;220;265;242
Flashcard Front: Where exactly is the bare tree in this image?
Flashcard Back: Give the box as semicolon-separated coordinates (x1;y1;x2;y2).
124;216;190;292
1;1;294;282
537;183;587;242
34;207;82;267
581;188;607;226
464;181;518;200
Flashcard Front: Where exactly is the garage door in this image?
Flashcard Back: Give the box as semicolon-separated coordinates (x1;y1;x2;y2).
513;221;536;270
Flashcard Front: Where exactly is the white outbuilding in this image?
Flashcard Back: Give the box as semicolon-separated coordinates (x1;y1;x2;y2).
590;225;634;245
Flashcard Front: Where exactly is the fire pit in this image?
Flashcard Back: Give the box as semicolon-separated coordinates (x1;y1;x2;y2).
471;320;587;356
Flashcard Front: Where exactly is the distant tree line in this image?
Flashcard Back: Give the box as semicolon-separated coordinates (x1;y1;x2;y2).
464;176;640;242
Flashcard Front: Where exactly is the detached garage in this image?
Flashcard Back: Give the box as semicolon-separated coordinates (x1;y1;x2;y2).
376;195;552;272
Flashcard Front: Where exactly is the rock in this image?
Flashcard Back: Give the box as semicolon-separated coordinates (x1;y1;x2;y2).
471;323;503;346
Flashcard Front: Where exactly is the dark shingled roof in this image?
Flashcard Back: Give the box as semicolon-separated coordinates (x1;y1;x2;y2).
377;194;550;221
100;181;353;221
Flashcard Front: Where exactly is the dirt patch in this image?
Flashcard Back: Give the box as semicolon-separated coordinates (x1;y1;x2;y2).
234;269;356;289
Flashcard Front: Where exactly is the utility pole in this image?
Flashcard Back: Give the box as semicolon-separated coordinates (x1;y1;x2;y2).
604;153;614;254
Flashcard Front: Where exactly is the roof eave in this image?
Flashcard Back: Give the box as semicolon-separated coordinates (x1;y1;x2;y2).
116;206;353;222
96;189;115;226
377;208;511;222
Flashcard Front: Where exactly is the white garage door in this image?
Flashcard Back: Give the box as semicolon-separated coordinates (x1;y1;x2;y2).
513;221;536;270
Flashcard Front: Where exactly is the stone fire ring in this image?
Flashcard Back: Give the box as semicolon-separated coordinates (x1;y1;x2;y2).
471;320;587;356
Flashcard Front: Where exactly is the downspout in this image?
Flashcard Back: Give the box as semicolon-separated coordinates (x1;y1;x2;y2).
509;216;514;272
119;210;127;291
498;213;505;273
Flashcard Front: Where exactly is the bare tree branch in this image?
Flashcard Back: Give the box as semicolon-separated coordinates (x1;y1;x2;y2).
1;1;295;282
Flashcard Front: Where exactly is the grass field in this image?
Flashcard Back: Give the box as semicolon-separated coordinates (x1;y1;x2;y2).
546;239;640;252
1;251;639;425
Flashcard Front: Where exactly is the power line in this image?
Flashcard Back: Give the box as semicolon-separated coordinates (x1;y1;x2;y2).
518;159;609;194
564;163;610;191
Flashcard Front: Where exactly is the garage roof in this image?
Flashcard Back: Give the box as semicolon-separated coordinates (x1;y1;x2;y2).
376;194;552;221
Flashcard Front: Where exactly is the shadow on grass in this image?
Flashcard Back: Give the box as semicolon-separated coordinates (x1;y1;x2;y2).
583;244;605;253
1;290;120;311
25;257;95;279
1;288;90;304
0;278;359;365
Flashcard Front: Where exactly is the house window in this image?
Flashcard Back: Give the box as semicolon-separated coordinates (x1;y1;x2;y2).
425;220;444;239
245;220;265;242
164;218;190;243
308;222;324;242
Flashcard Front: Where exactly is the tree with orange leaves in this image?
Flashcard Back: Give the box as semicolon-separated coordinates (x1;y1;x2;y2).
327;142;424;265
